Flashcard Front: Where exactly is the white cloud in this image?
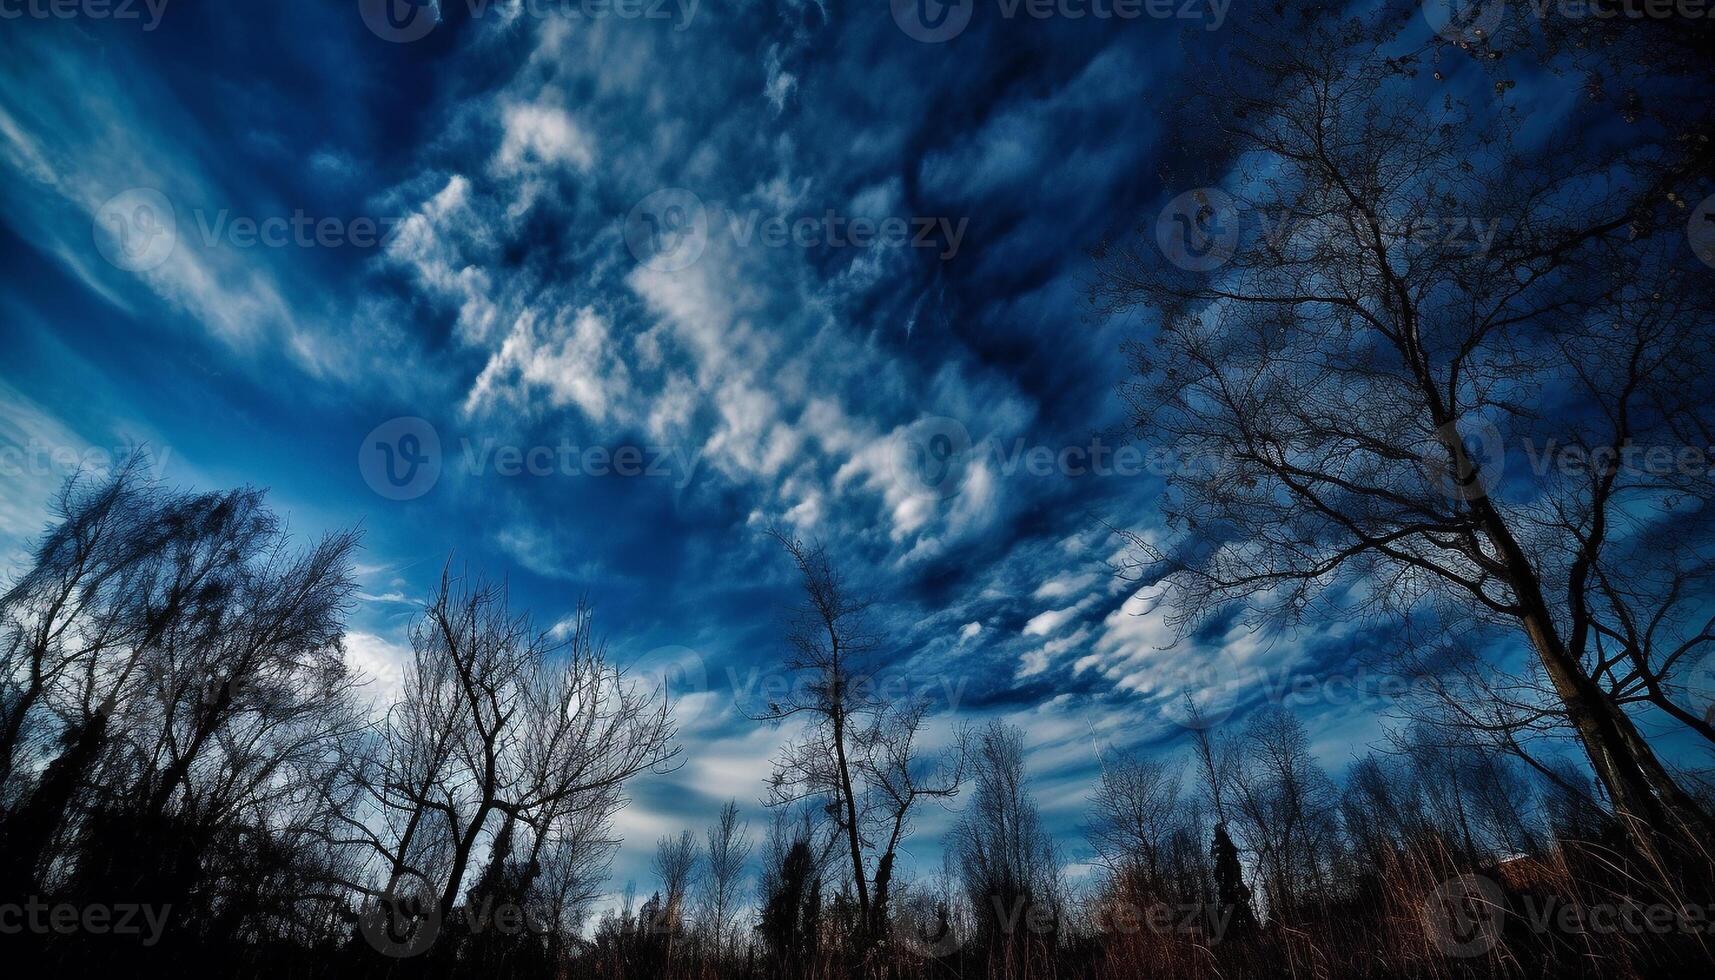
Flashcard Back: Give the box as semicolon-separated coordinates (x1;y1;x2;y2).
344;630;413;711
1034;570;1097;601
1022;602;1083;638
493;102;596;176
1017;626;1090;680
464;306;633;422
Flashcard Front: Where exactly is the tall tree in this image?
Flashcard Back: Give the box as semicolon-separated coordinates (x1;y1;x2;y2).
758;530;963;952
949;722;1061;973
1095;13;1715;849
700;799;753;962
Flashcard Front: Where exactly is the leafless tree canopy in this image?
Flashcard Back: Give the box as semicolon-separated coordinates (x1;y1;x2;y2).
1094;12;1715;848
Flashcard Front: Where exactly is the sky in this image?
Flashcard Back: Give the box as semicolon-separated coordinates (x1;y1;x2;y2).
0;0;1587;909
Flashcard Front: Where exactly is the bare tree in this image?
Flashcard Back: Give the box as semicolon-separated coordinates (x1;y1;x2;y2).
654;828;699;933
348;567;677;951
0;457;152;795
1094;13;1715;847
757;529;964;952
855;699;966;941
1085;753;1184;890
1;464;367;921
1223;708;1341;923
759;530;877;933
700;799;752;962
950;722;1062;973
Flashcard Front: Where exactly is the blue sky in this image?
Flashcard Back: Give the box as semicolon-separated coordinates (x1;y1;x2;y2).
0;0;1573;906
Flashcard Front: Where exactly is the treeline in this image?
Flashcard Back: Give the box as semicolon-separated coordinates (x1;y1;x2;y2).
0;459;676;974
592;711;1715;980
2;460;1712;979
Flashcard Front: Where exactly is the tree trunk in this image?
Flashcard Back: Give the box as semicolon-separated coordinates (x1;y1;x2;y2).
0;711;108;896
440;802;495;922
0;682;43;794
1485;505;1712;844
